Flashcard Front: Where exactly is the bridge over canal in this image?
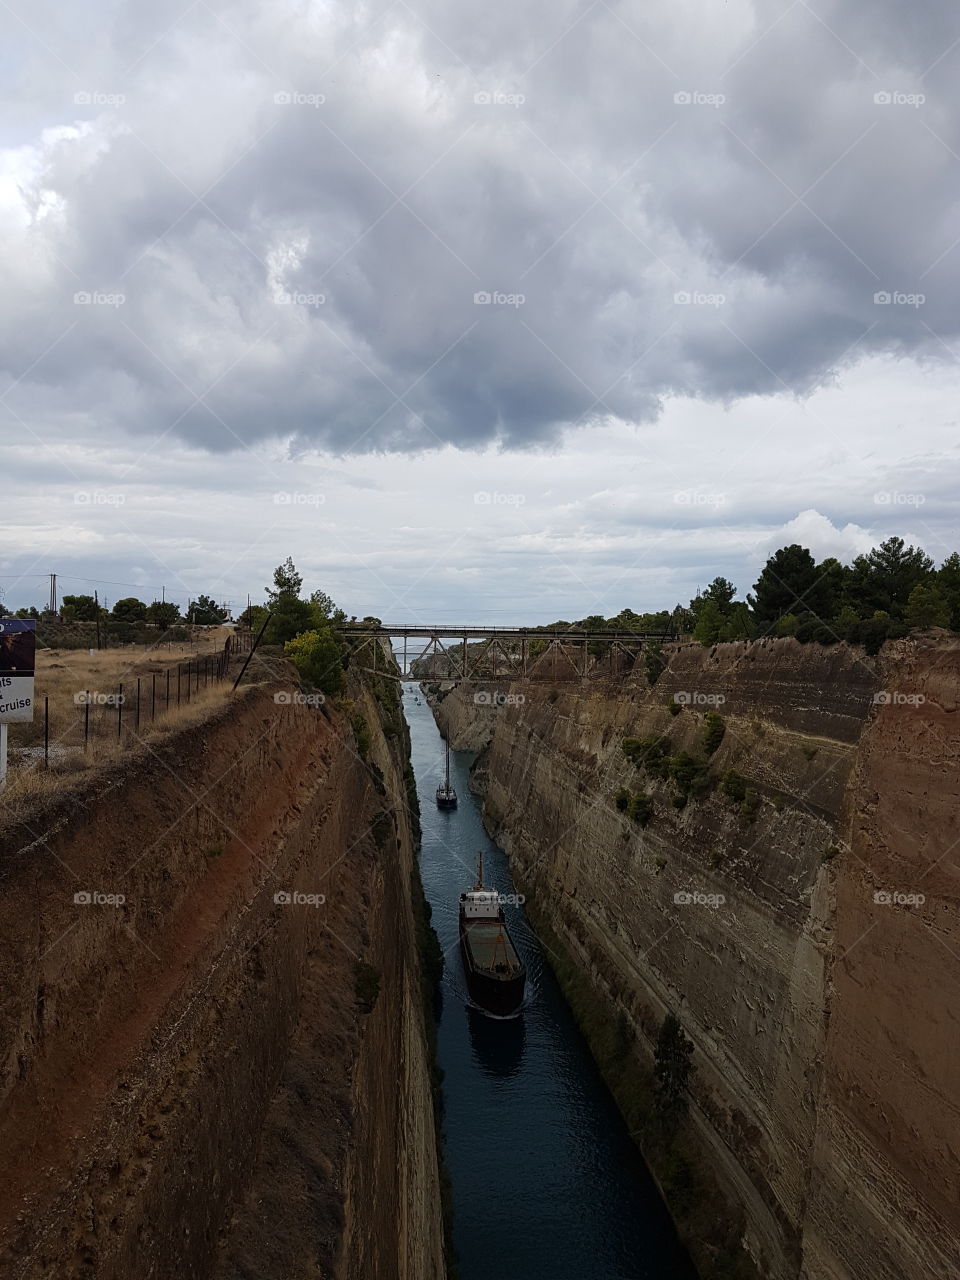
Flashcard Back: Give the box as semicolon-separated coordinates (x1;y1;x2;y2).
336;623;669;681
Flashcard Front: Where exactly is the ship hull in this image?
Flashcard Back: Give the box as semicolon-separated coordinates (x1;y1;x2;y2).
459;923;526;1016
436;794;457;810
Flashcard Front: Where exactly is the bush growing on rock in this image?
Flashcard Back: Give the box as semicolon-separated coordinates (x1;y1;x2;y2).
668;751;709;805
623;735;670;778
702;711;725;755
627;793;654;826
721;770;748;804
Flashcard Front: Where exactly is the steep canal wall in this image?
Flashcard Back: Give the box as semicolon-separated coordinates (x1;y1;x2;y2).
0;666;446;1279
425;634;960;1280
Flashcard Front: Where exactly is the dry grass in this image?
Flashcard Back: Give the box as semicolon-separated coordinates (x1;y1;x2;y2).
10;631;235;751
0;683;245;831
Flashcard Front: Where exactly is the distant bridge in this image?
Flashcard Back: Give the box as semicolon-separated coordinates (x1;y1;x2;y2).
336;623;669;681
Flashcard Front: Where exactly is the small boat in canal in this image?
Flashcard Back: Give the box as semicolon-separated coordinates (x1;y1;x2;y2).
459;852;526;1016
436;740;458;809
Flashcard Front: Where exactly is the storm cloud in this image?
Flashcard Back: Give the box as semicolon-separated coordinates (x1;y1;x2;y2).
3;0;959;455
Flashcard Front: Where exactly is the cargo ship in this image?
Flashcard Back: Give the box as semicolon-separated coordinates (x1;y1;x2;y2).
459;852;526;1016
436;739;458;809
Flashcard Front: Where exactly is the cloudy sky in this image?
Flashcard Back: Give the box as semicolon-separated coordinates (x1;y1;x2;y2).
1;0;958;622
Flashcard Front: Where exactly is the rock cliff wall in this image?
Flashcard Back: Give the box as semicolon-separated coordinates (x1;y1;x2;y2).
0;669;446;1279
425;635;960;1280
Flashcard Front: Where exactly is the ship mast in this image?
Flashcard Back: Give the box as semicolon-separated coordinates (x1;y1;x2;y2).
475;849;484;890
445;740;451;790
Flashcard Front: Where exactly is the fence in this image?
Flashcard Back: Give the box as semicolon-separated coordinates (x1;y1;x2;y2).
9;630;255;774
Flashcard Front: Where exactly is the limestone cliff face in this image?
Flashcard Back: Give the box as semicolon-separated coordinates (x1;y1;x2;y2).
426;635;960;1280
0;671;446;1280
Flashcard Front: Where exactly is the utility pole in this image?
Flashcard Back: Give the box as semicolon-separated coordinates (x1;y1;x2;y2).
95;591;102;650
48;573;57;614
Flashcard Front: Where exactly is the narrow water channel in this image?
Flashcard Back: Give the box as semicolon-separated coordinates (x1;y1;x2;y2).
401;685;695;1280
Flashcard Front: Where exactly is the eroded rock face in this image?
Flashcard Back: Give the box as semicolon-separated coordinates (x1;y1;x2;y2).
0;678;446;1280
427;635;960;1279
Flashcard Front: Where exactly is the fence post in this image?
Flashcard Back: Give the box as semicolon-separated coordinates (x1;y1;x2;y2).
44;697;49;769
151;673;156;721
84;693;90;752
136;678;141;731
118;684;123;739
178;666;182;706
165;668;170;711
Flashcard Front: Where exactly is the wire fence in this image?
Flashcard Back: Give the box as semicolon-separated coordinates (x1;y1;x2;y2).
9;630;255;773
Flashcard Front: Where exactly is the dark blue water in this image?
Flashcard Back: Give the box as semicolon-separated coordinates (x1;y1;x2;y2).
401;685;694;1280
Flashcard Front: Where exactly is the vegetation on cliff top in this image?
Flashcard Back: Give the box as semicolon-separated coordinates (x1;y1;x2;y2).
527;534;960;657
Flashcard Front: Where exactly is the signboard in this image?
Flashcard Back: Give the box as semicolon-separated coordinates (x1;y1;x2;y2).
0;619;36;723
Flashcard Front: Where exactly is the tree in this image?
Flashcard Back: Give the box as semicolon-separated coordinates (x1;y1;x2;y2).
847;537;934;619
189;595;229;625
60;594;100;621
719;601;755;641
146;600;181;631
14;606;41;620
285;629;345;695
309;588;335;621
654;1013;694;1116
112;597;147;623
702;576;737;611
937;552;960;630
750;545;823;627
267;557;302;606
692;598;725;645
904;582;951;630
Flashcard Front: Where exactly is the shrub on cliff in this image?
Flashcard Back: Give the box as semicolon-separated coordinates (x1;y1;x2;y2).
285;628;345;694
627;792;654;826
622;735;670;778
904;582;951;629
667;752;709;806
702;711;725;755
721;770;748;803
615;788;631;812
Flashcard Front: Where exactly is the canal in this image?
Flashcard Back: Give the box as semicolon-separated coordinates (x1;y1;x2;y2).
401;684;695;1280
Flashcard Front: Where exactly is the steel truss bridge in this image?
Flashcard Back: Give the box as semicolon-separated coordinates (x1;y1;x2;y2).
337;623;668;681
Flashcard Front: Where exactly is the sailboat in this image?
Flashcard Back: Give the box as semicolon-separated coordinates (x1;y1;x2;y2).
436;739;458;809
